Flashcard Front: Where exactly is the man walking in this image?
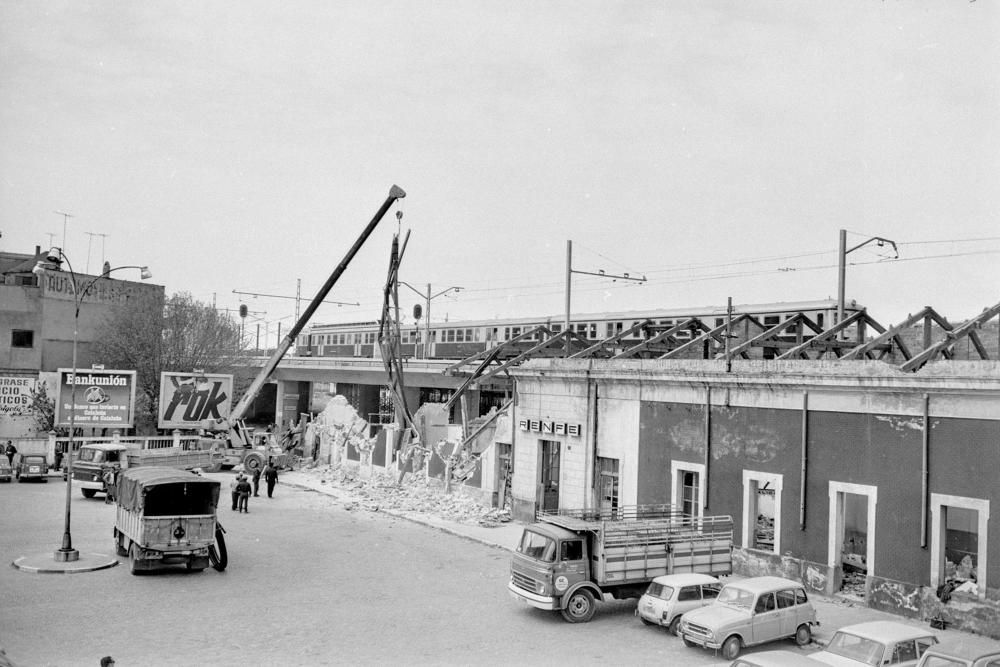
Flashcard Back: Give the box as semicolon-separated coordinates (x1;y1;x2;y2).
236;475;252;513
263;460;278;498
252;466;262;497
230;474;244;511
4;440;16;466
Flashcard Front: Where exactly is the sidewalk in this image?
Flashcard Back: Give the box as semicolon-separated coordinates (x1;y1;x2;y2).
280;470;999;651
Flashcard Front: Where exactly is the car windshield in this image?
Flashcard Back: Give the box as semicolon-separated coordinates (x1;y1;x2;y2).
918;658;966;667
77;448;102;463
517;530;557;562
644;582;674;600
824;631;885;666
716;585;755;609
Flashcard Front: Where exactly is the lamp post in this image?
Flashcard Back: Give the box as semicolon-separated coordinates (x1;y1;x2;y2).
33;247;151;563
398;282;462;359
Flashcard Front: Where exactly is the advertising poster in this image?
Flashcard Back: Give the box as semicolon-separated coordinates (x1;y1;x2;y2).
55;369;137;428
157;372;234;429
0;376;35;417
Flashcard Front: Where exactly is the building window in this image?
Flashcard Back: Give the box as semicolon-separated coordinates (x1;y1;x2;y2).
11;330;34;348
930;494;989;600
671;461;706;519
827;481;878;590
742;471;782;554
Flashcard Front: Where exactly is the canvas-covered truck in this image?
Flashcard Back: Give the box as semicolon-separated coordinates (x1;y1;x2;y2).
72;442;222;499
113;466;227;575
508;505;734;623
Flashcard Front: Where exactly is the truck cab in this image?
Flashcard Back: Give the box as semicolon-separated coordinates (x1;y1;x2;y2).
72;444;128;498
509;522;596;622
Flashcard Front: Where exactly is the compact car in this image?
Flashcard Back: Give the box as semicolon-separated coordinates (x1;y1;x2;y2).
916;637;1000;667
679;576;818;661
730;649;829;666
810;621;938;667
0;458;11;482
16;455;49;482
637;572;721;634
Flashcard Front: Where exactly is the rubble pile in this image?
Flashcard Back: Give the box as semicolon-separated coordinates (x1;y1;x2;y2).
303;463;511;527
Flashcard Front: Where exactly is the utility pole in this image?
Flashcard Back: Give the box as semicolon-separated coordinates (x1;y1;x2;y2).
296;279;302;321
54;211;74;253
836;229;898;339
564;239;646;356
398;282;462;359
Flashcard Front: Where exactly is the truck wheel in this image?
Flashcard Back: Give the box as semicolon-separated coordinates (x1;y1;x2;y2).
81;488;97;498
128;543;143;575
721;636;741;661
209;525;228;572
560;589;596;623
795;623;812;646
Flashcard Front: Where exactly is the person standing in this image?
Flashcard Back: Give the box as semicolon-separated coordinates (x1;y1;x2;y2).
236;475;252;513
263;460;278;498
4;441;16;466
230;474;243;511
252;466;262;497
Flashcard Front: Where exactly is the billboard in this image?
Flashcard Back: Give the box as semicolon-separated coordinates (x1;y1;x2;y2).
158;372;234;429
0;376;35;417
55;369;137;428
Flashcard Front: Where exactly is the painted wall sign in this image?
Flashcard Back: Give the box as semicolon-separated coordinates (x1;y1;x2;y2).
519;418;582;437
55;369;136;428
0;376;35;417
157;372;233;429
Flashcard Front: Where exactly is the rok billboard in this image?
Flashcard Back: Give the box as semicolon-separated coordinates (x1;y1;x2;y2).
158;372;234;430
55;369;137;428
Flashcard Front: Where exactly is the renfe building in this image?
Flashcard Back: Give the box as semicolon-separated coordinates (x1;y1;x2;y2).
508;358;1000;637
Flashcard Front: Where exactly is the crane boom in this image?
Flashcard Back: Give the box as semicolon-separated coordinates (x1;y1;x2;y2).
228;185;406;423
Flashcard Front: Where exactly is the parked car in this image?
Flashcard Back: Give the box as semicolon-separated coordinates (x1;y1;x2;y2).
810;621;938;667
16;455;48;483
679;576;818;661
637;572;722;634
0;458;11;482
730;649;829;666
915;637;1000;667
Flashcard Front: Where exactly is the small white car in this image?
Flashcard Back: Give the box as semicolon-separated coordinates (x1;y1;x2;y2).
810;621;938;667
636;572;721;634
916;637;1000;667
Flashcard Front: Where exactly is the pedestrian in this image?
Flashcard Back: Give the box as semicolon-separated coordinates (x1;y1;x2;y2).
252;465;262;497
100;657;115;667
102;466;118;505
4;440;15;466
263;460;278;498
230;474;243;511
236;475;252;513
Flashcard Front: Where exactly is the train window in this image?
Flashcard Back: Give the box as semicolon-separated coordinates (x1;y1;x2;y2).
511;327;521;338
764;315;780;327
552;324;562;334
473;329;481;342
816;313;825;328
715;318;724;328
466;328;474;341
446;329;455;342
456;329;465;342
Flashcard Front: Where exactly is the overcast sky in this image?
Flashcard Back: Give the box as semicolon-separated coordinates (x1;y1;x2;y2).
2;1;998;344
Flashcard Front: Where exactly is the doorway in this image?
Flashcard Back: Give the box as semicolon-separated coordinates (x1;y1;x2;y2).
539;440;560;512
828;482;877;598
597;457;620;517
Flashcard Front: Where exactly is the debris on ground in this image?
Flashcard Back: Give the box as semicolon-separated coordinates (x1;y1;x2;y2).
299;464;511;527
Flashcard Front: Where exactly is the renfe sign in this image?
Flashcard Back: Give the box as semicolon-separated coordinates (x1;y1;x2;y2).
519;418;582;437
157;372;233;429
55;369;137;428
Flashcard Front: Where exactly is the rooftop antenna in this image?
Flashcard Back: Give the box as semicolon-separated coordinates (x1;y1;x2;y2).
83;232;108;274
54;210;74;253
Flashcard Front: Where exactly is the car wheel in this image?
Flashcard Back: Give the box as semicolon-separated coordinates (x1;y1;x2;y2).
795;623;812;646
81;489;97;499
560;589;596;623
721;636;741;661
668;615;682;636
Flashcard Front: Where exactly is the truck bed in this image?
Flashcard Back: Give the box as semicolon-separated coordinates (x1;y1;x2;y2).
126;447;214;469
539;505;734;585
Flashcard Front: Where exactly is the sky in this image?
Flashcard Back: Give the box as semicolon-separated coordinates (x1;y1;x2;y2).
2;1;998;347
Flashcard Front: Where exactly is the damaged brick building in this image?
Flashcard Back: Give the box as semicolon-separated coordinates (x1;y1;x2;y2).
506;357;1000;637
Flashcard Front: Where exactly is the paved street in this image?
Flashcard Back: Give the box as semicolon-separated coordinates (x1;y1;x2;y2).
1;473;734;666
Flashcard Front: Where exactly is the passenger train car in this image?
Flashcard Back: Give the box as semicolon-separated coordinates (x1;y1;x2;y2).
294;299;863;360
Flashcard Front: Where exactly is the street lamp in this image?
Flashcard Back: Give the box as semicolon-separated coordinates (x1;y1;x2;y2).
32;247;151;563
398;282;462;359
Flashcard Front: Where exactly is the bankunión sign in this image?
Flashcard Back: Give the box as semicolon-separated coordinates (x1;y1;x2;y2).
55;369;137;428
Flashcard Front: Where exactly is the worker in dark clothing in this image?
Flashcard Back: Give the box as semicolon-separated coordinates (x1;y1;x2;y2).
263;461;279;498
252;466;262;497
4;441;16;466
236;475;252;513
230;474;244;511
